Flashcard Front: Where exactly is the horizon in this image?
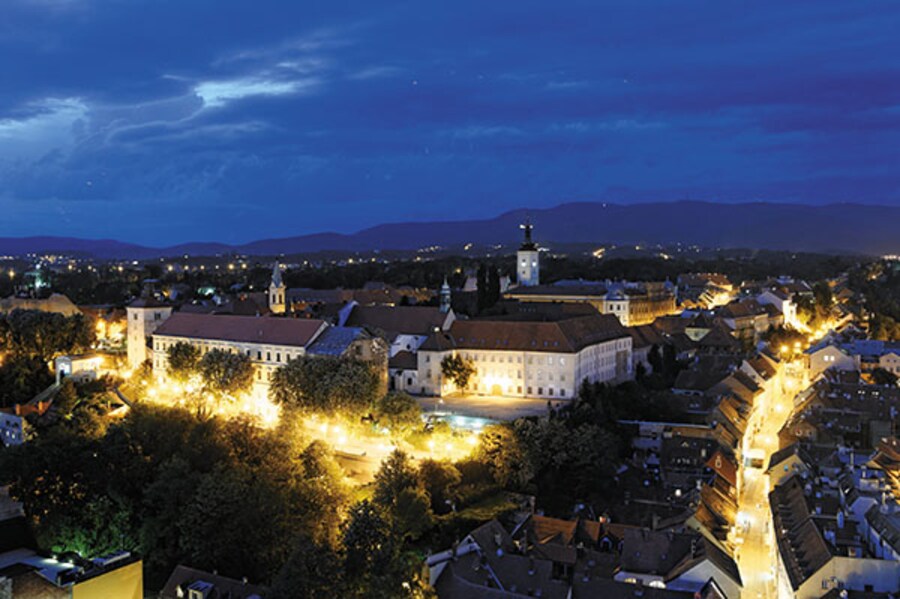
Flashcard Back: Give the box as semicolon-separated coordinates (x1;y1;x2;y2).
0;198;898;249
2;1;900;245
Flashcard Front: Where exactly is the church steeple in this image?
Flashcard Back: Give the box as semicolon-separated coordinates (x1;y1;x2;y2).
519;218;537;251
440;277;452;314
269;262;286;314
271;262;283;288
516;219;540;287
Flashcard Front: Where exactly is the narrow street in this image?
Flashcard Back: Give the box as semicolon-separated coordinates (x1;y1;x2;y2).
735;359;805;599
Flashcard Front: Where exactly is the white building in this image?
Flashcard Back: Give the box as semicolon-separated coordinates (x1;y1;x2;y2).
758;288;800;329
806;344;857;380
416;314;632;400
54;354;106;384
126;297;173;370
516;221;540;287
151;312;328;396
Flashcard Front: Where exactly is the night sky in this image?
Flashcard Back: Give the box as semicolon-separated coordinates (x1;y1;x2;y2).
2;1;899;245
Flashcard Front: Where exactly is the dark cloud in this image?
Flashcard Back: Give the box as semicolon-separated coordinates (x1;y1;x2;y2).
1;0;899;244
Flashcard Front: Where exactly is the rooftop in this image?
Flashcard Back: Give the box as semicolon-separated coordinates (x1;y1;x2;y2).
154;312;326;348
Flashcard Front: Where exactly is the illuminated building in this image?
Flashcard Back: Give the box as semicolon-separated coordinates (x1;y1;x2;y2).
506;280;677;326
0;488;142;599
126;296;173;370
417;314;632;400
517;219;540;287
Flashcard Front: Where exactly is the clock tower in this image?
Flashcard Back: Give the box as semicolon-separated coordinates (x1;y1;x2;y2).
517;220;539;287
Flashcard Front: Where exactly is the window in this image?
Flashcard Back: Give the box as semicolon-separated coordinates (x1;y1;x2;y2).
257;351;262;360
538;387;544;395
267;352;271;361
276;353;281;362
133;313;138;321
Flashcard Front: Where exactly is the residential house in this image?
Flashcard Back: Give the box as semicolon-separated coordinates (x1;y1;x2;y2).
160;565;267;599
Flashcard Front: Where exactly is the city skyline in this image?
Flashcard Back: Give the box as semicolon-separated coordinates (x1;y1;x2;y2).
2;1;900;244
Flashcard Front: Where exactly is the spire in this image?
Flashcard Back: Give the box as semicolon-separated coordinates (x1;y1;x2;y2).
440;276;452;314
271;262;283;288
519;217;537;251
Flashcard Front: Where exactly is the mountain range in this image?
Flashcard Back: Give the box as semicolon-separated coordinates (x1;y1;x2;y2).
1;201;897;259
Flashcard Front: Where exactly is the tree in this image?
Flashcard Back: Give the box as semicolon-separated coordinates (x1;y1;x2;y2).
0;354;55;408
635;361;647;381
440;354;475;390
417;459;461;513
198;349;254;397
475;423;534;489
270;534;341;599
270;355;382;413
166;342;201;383
476;263;488;312
373;392;422;438
647;344;662;373
487;266;501;307
340;500;395;590
0;309;94;362
872;367;898;387
372;450;433;540
813;281;834;310
373;450;419;507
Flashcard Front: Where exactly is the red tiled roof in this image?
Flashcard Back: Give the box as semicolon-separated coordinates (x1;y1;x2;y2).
154;312;326;348
344;305;448;336
705;449;738;487
446;314;629;353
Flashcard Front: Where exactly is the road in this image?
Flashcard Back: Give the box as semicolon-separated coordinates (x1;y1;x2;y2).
735;359;805;599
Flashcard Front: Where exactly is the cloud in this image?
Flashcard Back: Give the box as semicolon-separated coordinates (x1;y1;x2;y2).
193;76;320;108
348;65;404;80
0;97;87;159
448;125;525;139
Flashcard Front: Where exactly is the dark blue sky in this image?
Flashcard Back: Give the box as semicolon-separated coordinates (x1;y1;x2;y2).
2;1;899;245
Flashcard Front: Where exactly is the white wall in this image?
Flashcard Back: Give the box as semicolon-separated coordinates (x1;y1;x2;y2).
416;336;632;400
127;306;173;369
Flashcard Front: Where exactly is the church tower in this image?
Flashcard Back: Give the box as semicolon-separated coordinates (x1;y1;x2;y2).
517;220;540;287
268;262;286;314
440;277;452;313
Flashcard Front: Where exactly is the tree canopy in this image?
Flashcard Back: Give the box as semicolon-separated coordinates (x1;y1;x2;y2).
166;342;201;383
198;349;254;397
440;354;475;390
269;355;382;413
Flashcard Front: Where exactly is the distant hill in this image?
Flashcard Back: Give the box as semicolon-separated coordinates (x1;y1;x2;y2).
2;201;898;258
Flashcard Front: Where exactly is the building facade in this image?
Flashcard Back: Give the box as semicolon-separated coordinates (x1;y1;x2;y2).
506;281;677;326
126;298;173;370
516;221;540;287
151;312;328;396
416;314;632;400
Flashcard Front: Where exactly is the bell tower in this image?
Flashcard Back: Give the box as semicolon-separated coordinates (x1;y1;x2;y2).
269;262;286;314
517;220;539;287
440;277;452;313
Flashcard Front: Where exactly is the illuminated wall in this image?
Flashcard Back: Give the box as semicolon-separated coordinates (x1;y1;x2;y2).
72;560;143;599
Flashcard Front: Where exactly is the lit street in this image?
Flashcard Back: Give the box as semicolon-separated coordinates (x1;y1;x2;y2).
735;358;805;599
